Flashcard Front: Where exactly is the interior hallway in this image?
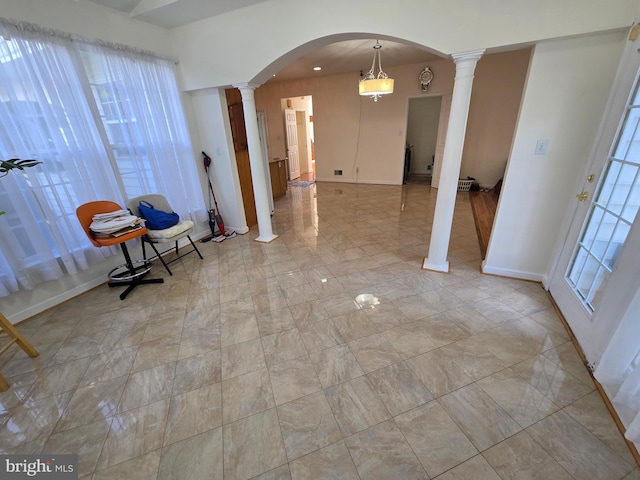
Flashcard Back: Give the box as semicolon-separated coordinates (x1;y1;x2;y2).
296;172;315;182
0;182;637;479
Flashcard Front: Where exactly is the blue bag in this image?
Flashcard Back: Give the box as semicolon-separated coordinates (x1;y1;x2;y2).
137;200;180;230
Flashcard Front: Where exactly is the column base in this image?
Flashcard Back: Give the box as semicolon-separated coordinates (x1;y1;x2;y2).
422;257;450;273
254;233;279;244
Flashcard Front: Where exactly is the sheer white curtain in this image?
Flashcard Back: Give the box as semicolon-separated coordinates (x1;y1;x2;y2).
594;283;640;451
590;29;640;453
75;42;205;223
0;19;204;297
0;21;123;296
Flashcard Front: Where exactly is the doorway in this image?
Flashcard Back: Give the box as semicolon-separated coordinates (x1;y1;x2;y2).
405;96;442;184
282;96;315;182
547;34;640;454
548;34;640;365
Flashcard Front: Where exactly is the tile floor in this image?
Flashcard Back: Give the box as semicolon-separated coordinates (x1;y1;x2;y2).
1;182;638;479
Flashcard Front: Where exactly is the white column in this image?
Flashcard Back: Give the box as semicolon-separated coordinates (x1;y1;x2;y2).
423;50;484;272
234;83;278;243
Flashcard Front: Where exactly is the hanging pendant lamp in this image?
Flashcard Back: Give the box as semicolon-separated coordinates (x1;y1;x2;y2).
359;41;394;102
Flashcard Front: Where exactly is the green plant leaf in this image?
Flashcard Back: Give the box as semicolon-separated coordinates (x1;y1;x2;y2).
0;158;42;178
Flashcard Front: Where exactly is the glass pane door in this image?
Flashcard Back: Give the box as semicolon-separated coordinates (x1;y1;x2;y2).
567;75;640;312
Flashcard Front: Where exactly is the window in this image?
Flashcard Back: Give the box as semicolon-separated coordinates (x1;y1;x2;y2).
0;21;203;296
566;70;640;312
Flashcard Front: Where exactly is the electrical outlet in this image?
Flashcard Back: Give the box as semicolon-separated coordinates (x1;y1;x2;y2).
334;170;343;176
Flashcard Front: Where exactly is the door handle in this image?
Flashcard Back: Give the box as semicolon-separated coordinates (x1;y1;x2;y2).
577;192;589;202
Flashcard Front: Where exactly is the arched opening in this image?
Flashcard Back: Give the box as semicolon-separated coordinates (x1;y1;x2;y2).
253;37;447;189
223;34;529;262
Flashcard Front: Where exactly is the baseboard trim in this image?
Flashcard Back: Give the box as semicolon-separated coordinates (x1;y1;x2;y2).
10;276;108;325
422;257;450;273
9;234;212;325
480;262;545;282
315;178;401;186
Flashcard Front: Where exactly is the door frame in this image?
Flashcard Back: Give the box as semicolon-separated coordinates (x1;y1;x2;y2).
281;96;314;180
404;94;444;181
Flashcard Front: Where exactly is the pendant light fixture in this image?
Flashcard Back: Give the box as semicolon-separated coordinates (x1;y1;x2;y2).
359;41;394;102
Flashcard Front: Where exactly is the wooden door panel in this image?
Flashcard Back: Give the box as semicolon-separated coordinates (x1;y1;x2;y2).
226;88;257;227
228;103;248;151
235;150;257;226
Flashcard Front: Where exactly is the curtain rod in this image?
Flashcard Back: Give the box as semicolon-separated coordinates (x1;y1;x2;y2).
0;16;178;64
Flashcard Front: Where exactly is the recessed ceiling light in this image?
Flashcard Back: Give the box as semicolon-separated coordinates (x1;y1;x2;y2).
313;66;322;71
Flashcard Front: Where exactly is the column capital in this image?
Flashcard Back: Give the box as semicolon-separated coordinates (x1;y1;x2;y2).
450;49;485;64
232;82;261;92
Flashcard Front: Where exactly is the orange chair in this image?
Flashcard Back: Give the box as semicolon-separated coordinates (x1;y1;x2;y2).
77;200;164;300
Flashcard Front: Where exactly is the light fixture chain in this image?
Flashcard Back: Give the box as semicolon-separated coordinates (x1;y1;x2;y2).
367;50;377;79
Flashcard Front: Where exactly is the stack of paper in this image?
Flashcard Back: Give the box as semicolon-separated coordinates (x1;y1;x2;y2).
91;210;131;222
90;210;141;236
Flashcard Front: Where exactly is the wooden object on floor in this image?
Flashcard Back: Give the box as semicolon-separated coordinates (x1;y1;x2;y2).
469;191;499;258
270;159;288;199
0;311;39;391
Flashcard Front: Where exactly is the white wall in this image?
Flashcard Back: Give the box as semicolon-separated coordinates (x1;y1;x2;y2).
170;0;637;90
461;49;531;187
188;88;249;234
256;51;529;187
483;32;627;281
1;0;174;56
255;60;456;185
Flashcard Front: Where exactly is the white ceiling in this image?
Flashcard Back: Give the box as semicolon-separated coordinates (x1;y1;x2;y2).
271;39;441;83
87;0;269;29
86;0;443;82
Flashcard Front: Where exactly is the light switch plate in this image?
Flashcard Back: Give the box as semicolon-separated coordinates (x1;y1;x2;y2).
535;140;548;155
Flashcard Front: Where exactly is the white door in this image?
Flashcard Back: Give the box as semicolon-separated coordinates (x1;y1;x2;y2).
285;108;300;180
549;35;640;364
